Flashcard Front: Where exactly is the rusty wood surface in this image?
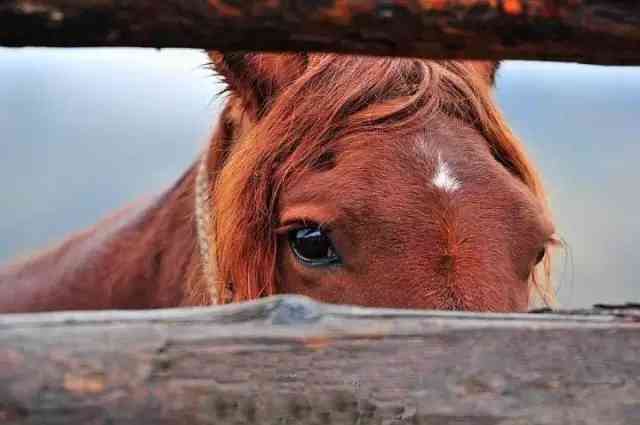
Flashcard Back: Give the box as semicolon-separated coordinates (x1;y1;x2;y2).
0;1;639;65
1;295;640;424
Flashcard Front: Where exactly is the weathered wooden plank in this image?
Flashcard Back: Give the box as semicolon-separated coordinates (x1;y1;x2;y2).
1;295;639;424
0;1;639;65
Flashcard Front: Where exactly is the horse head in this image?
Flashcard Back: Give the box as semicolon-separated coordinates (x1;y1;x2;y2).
199;53;556;312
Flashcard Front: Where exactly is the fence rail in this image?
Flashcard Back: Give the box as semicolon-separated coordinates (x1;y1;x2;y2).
1;295;639;424
1;0;640;65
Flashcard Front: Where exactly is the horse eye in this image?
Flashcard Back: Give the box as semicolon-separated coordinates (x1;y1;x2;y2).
288;227;341;267
535;247;546;265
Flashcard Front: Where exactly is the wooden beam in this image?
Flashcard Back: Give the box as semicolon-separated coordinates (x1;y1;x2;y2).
0;1;639;65
1;295;639;424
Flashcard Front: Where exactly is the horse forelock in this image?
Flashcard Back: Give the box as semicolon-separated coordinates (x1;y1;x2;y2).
209;54;555;307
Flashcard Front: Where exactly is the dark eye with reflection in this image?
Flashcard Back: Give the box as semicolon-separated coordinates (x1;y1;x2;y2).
288;226;341;267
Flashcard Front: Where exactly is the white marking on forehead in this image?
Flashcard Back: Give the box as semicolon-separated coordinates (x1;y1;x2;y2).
432;153;461;192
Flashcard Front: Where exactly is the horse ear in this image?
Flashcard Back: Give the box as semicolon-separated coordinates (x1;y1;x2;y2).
468;61;501;86
207;51;307;118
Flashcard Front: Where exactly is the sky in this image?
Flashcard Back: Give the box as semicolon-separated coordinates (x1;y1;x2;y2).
1;48;638;308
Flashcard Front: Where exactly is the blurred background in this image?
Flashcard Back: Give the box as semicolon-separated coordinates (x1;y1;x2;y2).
1;48;638;308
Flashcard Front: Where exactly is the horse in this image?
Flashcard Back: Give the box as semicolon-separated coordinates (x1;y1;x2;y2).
0;52;557;313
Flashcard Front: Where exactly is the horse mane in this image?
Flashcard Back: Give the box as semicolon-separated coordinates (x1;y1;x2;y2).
208;54;555;307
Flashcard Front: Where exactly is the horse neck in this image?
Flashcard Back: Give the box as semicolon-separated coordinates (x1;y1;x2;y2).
0;157;208;313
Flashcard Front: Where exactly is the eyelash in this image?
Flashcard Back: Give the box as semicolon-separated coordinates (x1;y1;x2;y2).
275;219;332;235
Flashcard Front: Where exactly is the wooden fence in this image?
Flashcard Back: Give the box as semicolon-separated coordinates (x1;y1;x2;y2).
1;1;640;424
1;0;639;65
1;296;640;424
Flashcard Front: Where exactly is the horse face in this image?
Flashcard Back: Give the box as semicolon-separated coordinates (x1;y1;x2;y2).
209;53;555;312
275;122;554;312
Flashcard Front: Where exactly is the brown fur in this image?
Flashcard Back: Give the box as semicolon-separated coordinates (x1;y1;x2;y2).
209;54;555;310
0;167;202;312
0;53;555;313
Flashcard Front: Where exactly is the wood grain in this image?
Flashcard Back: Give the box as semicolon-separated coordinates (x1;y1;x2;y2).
1;295;639;424
0;1;639;64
